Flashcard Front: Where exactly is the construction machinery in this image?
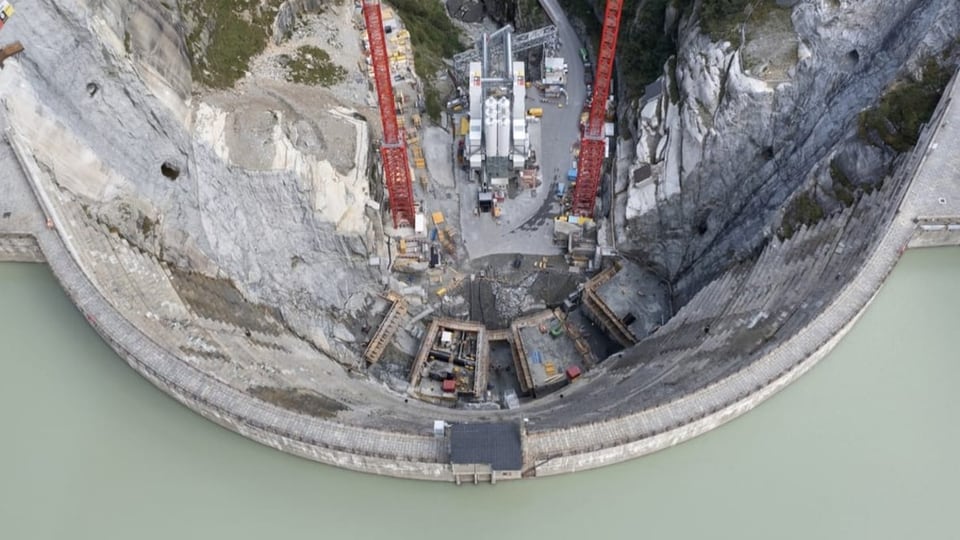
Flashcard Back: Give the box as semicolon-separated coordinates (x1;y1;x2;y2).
0;2;22;70
362;0;416;229
570;0;623;218
0;1;13;31
0;40;22;68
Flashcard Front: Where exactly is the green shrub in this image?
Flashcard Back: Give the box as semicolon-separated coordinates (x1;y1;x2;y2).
858;57;953;152
699;0;751;43
779;190;823;240
286;46;347;86
424;86;442;121
390;0;462;77
829;158;856;207
560;0;690;101
390;0;463;120
183;0;284;89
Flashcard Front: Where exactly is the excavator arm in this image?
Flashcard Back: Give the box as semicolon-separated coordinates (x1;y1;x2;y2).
0;41;23;69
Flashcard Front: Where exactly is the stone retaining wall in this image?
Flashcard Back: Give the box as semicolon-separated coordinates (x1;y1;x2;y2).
526;68;960;475
38;229;452;481
0;233;43;262
4;68;958;482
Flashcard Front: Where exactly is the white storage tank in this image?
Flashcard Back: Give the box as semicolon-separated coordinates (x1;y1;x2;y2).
484;97;498;157
497;97;511;157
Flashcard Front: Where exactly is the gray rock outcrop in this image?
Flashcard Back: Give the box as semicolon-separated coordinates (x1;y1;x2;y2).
1;0;380;356
617;0;960;304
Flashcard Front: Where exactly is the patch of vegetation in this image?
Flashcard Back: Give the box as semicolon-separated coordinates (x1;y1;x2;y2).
139;215;156;237
560;0;788;101
700;0;791;48
829;158;855;207
517;0;550;29
618;0;686;101
557;0;602;44
390;0;464;121
779;190;824;240
699;0;751;44
858;57;953;153
424;85;442;121
285;45;347;86
560;0;692;101
181;0;285;89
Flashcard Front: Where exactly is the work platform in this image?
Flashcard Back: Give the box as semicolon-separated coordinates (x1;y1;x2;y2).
582;259;670;348
363;291;407;364
510;309;589;397
409;318;489;405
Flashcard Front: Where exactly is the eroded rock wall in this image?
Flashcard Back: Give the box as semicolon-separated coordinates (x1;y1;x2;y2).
617;0;960;304
2;0;380;357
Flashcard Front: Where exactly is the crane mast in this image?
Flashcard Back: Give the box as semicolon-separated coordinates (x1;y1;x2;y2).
362;0;415;229
571;0;623;218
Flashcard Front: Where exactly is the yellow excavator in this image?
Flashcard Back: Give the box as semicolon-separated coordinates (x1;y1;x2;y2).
0;1;13;30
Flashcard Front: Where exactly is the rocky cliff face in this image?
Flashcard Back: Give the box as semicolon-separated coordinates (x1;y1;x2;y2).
274;0;333;43
482;0;550;31
616;0;960;304
2;0;380;356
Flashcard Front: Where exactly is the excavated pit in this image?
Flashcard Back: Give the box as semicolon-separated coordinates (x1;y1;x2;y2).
1;0;958;478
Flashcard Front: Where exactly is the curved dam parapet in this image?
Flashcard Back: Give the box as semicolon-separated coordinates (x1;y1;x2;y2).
1;69;956;480
1;0;959;483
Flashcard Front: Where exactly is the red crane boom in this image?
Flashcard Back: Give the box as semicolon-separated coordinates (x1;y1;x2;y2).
571;0;623;218
362;0;415;228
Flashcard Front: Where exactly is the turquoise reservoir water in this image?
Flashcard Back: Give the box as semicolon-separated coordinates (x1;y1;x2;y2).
1;248;959;539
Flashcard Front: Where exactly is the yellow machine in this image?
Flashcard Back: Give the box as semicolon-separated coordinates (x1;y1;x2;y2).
0;1;13;29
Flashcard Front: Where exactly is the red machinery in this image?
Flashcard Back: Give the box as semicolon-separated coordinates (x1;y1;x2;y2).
362;0;416;229
570;0;623;218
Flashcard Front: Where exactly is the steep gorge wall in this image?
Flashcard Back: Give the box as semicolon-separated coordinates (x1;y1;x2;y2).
2;0;381;358
616;0;960;304
482;0;550;31
274;0;334;42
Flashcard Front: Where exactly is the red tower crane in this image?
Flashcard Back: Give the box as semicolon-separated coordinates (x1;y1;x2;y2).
570;0;624;218
362;0;415;229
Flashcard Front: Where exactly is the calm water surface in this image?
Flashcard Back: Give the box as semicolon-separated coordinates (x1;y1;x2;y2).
1;248;959;539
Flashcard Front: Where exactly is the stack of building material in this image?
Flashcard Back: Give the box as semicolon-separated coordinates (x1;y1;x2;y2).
411;145;425;169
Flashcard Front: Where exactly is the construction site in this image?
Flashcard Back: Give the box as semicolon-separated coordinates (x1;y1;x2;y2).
355;0;668;409
2;0;956;482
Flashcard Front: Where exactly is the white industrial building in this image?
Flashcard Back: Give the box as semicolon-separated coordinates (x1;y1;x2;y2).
541;56;566;97
463;28;530;190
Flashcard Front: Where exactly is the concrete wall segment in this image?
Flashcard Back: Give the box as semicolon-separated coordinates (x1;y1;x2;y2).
2;53;959;480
